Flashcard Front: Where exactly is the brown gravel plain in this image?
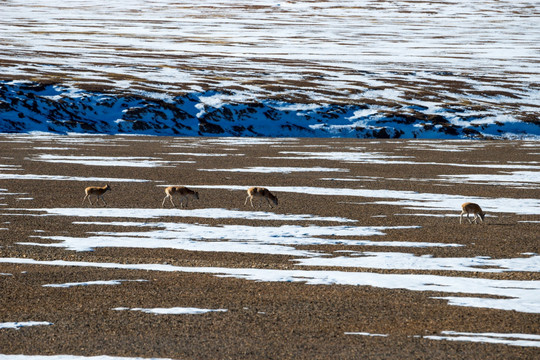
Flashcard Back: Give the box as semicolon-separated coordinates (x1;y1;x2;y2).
0;135;539;359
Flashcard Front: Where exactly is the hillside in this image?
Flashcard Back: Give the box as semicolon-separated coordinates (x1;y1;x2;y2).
1;0;538;139
1;81;538;139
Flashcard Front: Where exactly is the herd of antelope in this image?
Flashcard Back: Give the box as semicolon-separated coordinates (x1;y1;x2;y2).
83;184;485;224
83;184;279;209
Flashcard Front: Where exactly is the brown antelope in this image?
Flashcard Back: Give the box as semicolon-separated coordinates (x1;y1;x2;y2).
460;202;486;224
82;184;111;206
162;186;199;208
244;187;278;208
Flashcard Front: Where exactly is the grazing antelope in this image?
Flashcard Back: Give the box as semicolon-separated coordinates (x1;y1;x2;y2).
244;187;278;208
162;186;199;208
82;184;111;206
460;202;486;224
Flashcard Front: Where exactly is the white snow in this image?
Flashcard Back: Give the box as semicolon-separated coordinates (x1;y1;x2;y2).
0;322;52;330
186;185;540;215
0;136;538;356
295;252;540;273
1;1;538;116
269;151;540;170
394;213;456;218
113;307;227;315
31;155;192;167
0;164;21;171
1;258;539;314
344;332;388;337
21;221;420;255
344;331;540;348
16;207;355;223
0;1;539;138
165;152;234;157
438;171;540;188
270;151;412;163
424;331;540;348
43;279;147;288
199;167;349;173
0;357;174;360
0;174;149;183
203;138;298;146
31;147;79;151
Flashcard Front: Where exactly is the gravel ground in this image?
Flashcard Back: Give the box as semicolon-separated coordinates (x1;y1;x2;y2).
0;135;539;359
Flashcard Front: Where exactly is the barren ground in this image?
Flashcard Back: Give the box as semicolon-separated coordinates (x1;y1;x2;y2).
0;136;539;359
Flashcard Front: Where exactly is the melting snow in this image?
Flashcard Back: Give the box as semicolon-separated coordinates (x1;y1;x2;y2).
1;258;539;314
15;207;355;223
0;322;52;330
0;174;149;182
31;155;192;167
43;279;147;288
0;356;174;360
295;252;540;273
346;331;540;348
113;307;227;315
344;332;388;337
269;151;540;170
438;171;540;189
1;0;538;138
21;221;421;255
199;167;349;173
424;331;540;348
187;185;540;215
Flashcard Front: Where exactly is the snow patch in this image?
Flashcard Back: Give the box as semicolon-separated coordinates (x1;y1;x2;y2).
0;322;52;330
113;307;227;315
295;252;540;273
1;258;539;314
424;331;540;348
43;279;147;288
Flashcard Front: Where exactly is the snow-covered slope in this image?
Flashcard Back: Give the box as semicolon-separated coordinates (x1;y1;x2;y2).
0;1;539;138
1;81;538;138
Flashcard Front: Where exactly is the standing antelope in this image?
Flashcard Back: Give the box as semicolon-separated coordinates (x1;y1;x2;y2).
162;186;199;208
82;184;111;206
460;202;486;224
244;187;278;208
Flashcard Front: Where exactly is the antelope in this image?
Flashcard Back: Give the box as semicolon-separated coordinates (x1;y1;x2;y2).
162;186;199;208
82;184;111;206
460;202;486;224
244;187;278;208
